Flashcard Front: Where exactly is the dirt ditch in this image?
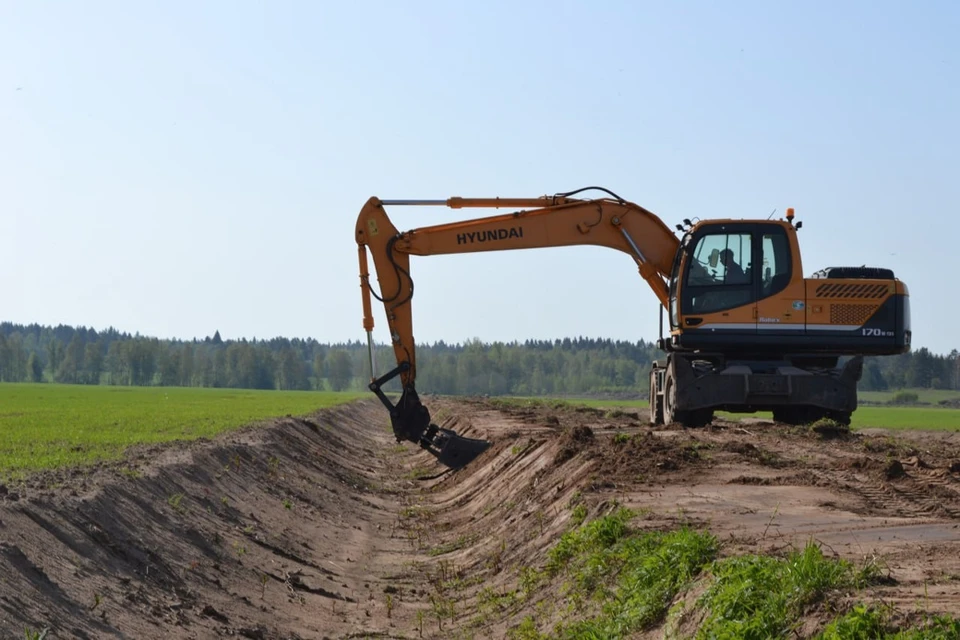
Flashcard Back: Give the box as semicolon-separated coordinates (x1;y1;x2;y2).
2;398;960;638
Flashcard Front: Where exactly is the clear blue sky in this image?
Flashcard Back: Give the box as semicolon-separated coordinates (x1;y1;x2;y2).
2;1;957;354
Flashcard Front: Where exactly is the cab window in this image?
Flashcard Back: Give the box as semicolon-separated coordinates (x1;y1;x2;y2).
683;232;755;314
760;230;791;298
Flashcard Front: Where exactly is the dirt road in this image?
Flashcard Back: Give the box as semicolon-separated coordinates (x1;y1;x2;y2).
2;398;959;638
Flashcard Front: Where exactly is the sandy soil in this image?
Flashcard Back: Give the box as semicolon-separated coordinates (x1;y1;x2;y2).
2;398;960;638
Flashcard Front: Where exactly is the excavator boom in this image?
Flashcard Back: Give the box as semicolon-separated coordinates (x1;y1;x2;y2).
356;190;679;467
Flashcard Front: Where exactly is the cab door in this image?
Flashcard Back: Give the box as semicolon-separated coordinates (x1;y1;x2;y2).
678;224;758;337
754;225;806;335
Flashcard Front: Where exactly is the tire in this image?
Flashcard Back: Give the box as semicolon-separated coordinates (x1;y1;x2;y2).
663;370;713;428
649;369;664;425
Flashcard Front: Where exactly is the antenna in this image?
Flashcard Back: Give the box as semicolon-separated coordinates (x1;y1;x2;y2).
767;208;777;220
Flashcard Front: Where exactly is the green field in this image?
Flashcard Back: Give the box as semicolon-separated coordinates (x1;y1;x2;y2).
859;388;960;405
0;383;365;477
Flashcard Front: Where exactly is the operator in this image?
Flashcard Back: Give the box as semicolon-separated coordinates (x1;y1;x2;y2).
719;249;748;284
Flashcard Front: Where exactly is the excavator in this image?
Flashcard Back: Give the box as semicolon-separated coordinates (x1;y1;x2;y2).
355;187;911;469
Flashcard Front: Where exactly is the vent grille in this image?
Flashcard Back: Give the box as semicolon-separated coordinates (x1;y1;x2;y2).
830;303;878;325
815;283;888;299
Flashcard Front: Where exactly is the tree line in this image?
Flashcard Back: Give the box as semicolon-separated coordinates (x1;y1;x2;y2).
0;322;956;396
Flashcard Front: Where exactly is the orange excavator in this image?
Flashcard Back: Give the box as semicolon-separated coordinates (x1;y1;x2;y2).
355;187;911;468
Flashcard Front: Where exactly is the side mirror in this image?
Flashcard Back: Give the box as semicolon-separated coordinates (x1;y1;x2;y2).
708;248;720;268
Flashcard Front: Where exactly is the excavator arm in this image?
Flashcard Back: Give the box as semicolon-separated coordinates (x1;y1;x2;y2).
355;188;680;468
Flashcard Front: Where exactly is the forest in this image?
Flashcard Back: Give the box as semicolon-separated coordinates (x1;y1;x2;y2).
0;321;957;396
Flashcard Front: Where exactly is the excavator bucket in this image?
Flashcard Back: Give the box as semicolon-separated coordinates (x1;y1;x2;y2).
369;372;491;470
420;426;491;470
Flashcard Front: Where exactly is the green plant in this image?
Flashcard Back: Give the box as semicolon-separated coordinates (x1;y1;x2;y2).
167;493;185;512
816;604;891;639
508;616;547;639
889;390;920;405
810;417;851;438
536;507;718;637
695;541;872;639
570;503;588;526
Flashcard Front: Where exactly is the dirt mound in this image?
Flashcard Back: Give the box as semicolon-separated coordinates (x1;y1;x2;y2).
553;424;594;465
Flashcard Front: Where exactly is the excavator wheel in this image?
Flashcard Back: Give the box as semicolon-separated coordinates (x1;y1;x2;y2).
663;373;713;428
648;369;664;425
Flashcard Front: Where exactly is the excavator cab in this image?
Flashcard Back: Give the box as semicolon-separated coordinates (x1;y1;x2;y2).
665;214;909;358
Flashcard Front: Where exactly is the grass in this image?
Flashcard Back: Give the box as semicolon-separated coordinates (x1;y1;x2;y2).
0;383;365;477
859;389;960;405
694;543;875;639
849;406;960;430
816;604;960;639
511;506;720;639
509;509;960;640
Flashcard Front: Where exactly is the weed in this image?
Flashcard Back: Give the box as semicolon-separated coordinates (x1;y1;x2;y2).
570;503;588;526
267;456;280;476
546;506;633;575
167;493;185;512
537;507;718;636
477;585;517;617
487;539;507;573
406;466;434;480
613;432;630;445
811;418;851;439
518;566;545;598
430;593;455;631
816;603;891;639
508;616;547;639
23;628;50;640
695;541;873;639
400;504;434;520
282;498;293;510
429;534;477;556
